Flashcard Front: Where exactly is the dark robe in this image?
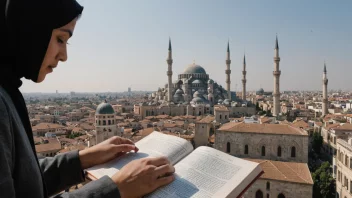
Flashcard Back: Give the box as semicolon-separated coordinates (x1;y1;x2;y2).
0;0;120;197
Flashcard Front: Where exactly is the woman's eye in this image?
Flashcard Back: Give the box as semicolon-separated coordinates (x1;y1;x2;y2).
57;38;64;44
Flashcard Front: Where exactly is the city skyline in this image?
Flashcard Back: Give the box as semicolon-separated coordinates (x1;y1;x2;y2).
20;0;352;93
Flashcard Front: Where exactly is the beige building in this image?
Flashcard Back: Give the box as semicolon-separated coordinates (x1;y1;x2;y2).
244;159;313;198
215;122;309;163
336;138;352;198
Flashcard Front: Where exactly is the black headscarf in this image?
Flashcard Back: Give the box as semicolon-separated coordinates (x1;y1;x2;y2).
1;0;83;196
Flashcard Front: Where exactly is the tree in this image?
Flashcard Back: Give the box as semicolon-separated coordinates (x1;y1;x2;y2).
312;132;323;154
312;162;336;198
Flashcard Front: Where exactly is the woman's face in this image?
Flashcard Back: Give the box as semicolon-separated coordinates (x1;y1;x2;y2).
36;18;77;83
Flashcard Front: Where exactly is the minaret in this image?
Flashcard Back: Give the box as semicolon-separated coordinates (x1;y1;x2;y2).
242;54;247;101
225;41;231;101
322;63;328;116
273;35;281;116
167;38;173;104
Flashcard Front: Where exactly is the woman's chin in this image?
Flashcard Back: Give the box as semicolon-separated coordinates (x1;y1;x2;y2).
35;75;46;83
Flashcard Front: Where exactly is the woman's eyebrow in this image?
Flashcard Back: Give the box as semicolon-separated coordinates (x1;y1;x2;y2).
59;29;73;37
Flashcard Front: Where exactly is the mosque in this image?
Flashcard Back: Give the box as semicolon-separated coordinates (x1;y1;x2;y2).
134;39;256;119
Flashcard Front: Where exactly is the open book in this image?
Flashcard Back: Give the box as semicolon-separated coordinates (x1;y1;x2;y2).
87;132;263;198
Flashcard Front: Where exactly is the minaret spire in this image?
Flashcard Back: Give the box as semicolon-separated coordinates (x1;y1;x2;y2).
322;62;328;116
225;40;232;101
242;53;247;101
167;38;173;104
273;35;281;116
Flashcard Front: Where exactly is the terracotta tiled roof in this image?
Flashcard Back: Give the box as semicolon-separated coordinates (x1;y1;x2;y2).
291;120;309;129
32;123;65;131
315;122;323;127
246;159;313;185
335;123;352;131
325;123;341;130
35;139;61;153
163;123;177;128
156;115;171;119
218;122;307;136
197;116;215;124
214;105;229;112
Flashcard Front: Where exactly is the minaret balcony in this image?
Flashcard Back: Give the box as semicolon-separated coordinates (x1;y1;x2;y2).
242;71;247;75
323;79;328;84
226;80;231;84
273;71;281;76
167;59;173;64
225;70;231;75
167;71;173;76
226;60;231;64
242;79;247;83
274;57;280;61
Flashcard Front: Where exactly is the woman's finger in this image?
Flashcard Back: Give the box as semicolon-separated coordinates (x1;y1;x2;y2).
154;164;175;179
112;144;137;153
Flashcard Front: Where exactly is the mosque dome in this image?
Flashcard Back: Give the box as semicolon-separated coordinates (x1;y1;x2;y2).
175;89;184;95
223;99;231;105
183;63;207;74
96;101;115;115
258;88;264;93
193;91;202;98
192;79;203;84
218;99;224;104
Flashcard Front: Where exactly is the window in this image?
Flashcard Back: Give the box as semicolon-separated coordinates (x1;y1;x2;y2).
267;194;270;198
266;182;270;190
291;146;296;157
103;120;106;125
226;142;231;153
261;146;266;156
255;190;263;198
346;155;349;167
245;145;248;154
350;180;352;193
277;193;285;198
350;158;352;169
98;120;101;125
225;115;227;119
277;146;282;157
220;114;222;119
108;120;111;125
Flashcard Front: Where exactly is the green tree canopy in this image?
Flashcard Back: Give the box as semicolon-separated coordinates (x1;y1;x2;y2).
312;162;335;198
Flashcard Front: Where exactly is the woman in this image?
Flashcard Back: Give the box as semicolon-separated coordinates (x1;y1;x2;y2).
0;0;175;197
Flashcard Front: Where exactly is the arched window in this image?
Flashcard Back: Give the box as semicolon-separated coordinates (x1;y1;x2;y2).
256;190;263;198
220;114;222;119
291;147;296;157
277;193;285;198
108;120;111;125
261;146;266;156
225;115;227;119
277;146;282;157
103;120;106;125
266;182;270;190
245;145;248;154
226;142;231;153
98;120;101;125
199;111;201;116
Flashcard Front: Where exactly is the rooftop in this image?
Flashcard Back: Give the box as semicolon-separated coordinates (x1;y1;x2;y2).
218;122;307;136
246;159;313;185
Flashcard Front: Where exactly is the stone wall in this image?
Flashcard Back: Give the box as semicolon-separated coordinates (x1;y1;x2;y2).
244;179;312;198
215;131;309;163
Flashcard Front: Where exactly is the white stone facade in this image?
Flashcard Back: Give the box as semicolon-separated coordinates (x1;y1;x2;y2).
336;138;352;198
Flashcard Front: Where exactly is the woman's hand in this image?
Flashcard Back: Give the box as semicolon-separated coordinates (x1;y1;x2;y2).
79;136;139;169
112;157;175;198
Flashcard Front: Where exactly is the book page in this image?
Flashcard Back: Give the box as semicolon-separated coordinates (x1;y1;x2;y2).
146;146;261;198
87;132;194;179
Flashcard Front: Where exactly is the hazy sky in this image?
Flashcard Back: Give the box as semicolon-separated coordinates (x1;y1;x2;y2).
21;0;352;93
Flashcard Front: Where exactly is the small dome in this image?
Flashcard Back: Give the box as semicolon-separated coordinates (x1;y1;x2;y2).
218;99;224;103
183;63;207;74
193;91;202;98
207;79;214;84
258;88;264;93
223;99;231;105
192;79;203;84
96;101;115;115
175;89;184;95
